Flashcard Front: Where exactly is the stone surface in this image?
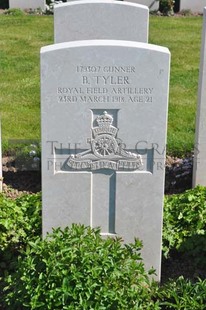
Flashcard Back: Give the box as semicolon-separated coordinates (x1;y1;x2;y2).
9;0;45;10
193;8;206;187
54;0;149;43
41;40;170;280
180;0;206;13
124;0;159;11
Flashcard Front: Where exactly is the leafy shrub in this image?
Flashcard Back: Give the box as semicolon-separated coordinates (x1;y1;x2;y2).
0;193;41;276
2;186;206;308
159;0;175;15
163;186;206;266
3;225;159;310
0;193;41;250
45;0;68;14
4;8;25;16
157;276;206;309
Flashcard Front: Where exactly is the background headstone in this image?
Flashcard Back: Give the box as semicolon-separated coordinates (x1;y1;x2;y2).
54;0;149;43
124;0;159;11
41;40;170;280
180;0;206;13
193;7;206;187
9;0;46;10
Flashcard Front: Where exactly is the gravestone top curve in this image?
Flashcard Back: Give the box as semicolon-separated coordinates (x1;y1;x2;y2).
41;40;169;54
55;0;148;9
54;1;149;43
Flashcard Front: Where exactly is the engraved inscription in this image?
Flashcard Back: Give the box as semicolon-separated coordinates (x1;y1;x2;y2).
57;65;154;104
76;66;136;73
82;76;130;85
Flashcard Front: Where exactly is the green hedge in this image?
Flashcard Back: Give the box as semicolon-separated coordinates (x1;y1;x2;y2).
3;225;158;310
1;187;206;309
163;186;206;267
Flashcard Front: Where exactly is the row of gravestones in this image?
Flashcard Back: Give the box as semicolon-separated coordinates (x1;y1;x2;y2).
7;0;206;13
41;1;170;281
8;0;158;11
0;0;205;282
40;2;206;281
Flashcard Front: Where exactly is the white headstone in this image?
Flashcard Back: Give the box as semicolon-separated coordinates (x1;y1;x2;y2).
54;0;149;43
193;8;206;187
180;0;206;13
0;119;2;192
124;0;159;11
9;0;46;10
41;40;170;281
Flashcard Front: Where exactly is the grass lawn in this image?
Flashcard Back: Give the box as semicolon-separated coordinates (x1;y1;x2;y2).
0;14;203;155
150;16;202;155
0;14;53;150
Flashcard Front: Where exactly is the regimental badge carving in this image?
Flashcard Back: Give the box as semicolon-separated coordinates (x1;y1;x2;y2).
65;111;143;171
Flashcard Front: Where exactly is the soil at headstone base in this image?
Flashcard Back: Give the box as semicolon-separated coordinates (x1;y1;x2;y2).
2;155;203;283
2;156;41;198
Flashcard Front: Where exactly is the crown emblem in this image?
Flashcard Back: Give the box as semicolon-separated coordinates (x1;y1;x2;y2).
96;111;113;127
92;111;118;137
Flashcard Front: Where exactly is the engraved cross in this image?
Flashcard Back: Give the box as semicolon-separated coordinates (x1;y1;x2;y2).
56;109;146;236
